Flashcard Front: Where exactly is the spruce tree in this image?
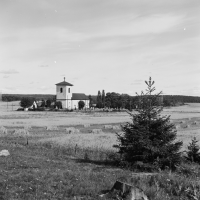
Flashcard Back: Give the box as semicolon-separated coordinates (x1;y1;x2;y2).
186;137;200;163
115;77;183;169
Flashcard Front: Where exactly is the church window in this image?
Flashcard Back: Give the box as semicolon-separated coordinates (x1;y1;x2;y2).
60;88;63;93
68;88;70;93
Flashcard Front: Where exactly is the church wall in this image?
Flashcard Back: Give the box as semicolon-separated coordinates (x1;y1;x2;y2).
55;80;89;110
71;100;90;110
56;85;72;100
56;85;67;100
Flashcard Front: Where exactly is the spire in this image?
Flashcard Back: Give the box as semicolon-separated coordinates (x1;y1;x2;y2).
64;77;65;82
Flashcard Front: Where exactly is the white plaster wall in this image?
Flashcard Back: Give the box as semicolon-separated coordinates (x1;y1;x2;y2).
71;100;90;109
56;86;66;100
56;86;72;100
59;100;73;109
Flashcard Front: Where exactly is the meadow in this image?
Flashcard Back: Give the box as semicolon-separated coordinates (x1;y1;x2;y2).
0;102;200;199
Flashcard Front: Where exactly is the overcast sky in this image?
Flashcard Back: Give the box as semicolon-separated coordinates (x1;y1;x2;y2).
0;0;199;96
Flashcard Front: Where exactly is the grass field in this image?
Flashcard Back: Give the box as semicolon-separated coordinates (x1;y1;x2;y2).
0;102;200;199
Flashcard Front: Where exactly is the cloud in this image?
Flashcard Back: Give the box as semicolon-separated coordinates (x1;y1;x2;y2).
38;86;52;90
39;64;49;68
131;80;143;85
0;69;19;74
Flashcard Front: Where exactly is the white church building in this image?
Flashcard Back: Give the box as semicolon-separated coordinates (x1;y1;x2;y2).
56;78;89;109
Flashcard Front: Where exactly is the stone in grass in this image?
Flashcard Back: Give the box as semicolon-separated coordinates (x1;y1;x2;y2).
99;180;149;200
46;126;58;131
193;121;198;125
83;124;90;128
112;125;121;130
66;127;80;134
0;150;10;157
92;129;103;134
0;126;8;134
104;125;113;129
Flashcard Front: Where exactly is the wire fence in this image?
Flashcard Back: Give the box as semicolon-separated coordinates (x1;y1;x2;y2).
0;101;20;111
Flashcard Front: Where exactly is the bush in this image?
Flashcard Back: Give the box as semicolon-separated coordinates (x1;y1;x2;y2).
41;100;45;107
114;77;183;170
46;99;52;108
78;100;85;110
20;97;35;108
55;101;62;109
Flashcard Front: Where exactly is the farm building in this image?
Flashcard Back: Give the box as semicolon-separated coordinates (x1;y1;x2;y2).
56;78;89;109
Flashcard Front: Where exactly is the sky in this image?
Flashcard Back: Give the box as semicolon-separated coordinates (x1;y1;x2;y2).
0;0;199;96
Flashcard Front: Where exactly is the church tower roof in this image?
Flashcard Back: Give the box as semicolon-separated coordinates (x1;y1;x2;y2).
55;77;73;86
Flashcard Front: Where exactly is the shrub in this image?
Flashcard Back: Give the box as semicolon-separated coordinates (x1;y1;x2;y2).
78;100;85;110
20;97;35;108
55;101;62;109
46;99;52;108
114;77;183;170
41;99;45;107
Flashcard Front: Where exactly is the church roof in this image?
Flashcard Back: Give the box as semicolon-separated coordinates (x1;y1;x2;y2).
55;81;73;86
72;93;89;100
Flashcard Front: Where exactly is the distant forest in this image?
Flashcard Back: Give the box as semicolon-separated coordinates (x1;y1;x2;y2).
2;94;56;102
2;93;200;108
90;93;200;109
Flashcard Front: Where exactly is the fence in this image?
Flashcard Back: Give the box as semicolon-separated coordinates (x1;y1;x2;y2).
0;101;20;112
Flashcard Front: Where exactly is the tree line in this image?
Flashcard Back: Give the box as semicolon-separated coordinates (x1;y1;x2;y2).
2;93;200;108
89;91;200;109
2;94;56;102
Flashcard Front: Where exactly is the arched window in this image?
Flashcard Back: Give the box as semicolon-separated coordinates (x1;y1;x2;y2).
68;88;70;93
60;88;63;93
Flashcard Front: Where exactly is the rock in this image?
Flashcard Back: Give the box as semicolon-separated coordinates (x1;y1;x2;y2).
0;150;10;157
99;180;149;200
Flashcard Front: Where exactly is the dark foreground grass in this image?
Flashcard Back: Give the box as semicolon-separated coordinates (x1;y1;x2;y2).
1;136;200;200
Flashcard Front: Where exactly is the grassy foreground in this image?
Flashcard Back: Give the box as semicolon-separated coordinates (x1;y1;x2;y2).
1;135;200;199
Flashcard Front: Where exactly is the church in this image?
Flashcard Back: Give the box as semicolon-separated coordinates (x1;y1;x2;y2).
55;78;89;109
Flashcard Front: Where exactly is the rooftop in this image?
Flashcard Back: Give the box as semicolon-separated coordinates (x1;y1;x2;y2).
72;93;89;100
55;77;73;86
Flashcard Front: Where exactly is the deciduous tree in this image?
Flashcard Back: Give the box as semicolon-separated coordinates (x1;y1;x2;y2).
78;100;85;110
20;97;35;109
